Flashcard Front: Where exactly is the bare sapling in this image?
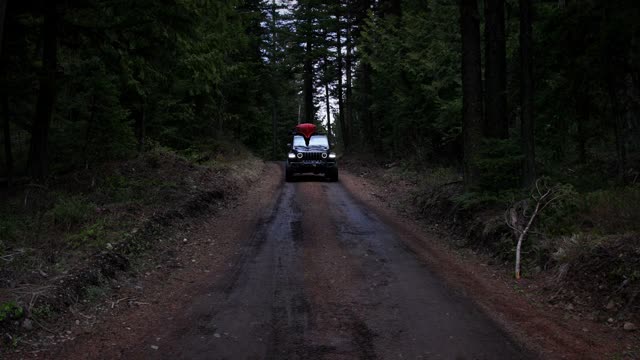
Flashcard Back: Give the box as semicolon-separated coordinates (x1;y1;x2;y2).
505;178;565;280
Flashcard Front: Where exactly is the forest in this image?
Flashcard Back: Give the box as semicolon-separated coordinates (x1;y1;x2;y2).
0;0;639;189
0;0;638;184
1;0;640;352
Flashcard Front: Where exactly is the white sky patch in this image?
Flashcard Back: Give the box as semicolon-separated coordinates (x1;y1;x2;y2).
318;96;338;132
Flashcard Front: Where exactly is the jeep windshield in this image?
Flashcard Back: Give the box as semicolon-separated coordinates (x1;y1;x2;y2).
293;135;329;148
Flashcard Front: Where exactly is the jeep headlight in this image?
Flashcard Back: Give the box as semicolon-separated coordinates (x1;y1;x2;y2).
296;153;303;159
288;153;296;159
321;153;328;159
329;153;337;159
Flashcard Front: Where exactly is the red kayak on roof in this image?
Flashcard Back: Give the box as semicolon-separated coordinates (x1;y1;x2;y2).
295;123;317;139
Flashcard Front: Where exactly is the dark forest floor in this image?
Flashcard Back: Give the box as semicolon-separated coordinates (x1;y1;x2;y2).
0;144;264;352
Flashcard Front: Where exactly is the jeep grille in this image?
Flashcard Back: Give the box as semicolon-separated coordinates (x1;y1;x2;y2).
302;152;323;160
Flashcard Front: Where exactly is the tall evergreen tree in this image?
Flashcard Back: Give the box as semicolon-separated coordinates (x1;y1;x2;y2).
520;0;535;186
484;0;507;139
28;0;59;179
460;0;484;189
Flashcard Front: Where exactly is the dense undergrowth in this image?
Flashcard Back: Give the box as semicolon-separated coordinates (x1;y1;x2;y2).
0;141;262;346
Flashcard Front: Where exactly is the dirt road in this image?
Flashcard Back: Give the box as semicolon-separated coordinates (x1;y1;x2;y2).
42;164;532;359
160;179;528;359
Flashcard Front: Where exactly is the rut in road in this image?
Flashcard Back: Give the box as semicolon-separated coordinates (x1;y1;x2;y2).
152;177;532;359
162;182;313;359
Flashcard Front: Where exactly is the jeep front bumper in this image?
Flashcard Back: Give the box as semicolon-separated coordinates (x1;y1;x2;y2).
287;160;337;174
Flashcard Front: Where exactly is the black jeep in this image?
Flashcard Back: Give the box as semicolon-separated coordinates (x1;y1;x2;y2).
286;132;338;182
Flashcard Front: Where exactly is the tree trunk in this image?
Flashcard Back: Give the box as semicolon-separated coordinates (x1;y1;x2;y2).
460;0;484;190
0;0;7;57
303;18;314;124
361;61;374;150
576;86;589;164
136;101;145;152
217;105;224;139
83;94;97;169
324;56;332;139
380;0;401;18
358;0;375;151
608;80;627;184
520;0;535;187
303;49;314;123
345;7;353;148
484;0;508;139
325;81;331;138
28;0;59;180
272;104;277;158
336;11;347;150
1;0;10;186
2;91;11;186
270;0;278;159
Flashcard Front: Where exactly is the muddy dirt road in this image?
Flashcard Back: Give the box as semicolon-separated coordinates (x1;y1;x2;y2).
160;179;527;359
43;165;533;360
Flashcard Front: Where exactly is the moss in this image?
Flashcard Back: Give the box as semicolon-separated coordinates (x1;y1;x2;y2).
65;219;108;249
0;302;24;323
31;304;55;321
47;195;94;229
84;285;108;303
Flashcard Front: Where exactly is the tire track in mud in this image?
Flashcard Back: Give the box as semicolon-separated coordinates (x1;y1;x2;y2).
159;181;312;360
265;184;312;359
298;182;379;360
